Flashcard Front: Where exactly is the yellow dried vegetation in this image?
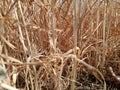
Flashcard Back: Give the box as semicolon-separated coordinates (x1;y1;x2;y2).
0;0;120;90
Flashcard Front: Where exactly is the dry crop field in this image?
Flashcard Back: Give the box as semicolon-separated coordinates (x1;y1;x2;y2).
0;0;120;90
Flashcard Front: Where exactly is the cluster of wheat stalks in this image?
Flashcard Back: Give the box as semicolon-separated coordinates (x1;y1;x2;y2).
0;0;120;90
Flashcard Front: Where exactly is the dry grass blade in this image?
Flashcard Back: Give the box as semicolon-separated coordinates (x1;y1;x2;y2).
17;0;31;53
109;67;120;83
71;0;78;89
0;54;23;64
0;35;16;50
0;83;19;90
51;0;57;53
76;57;106;90
11;0;28;53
